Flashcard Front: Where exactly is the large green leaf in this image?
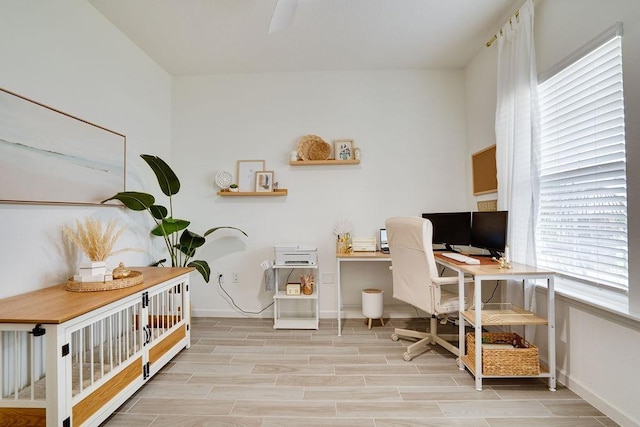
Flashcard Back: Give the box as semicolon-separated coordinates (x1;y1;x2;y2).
187;260;210;283
180;230;206;249
150;205;168;219
141;154;180;197
175;244;196;258
151;217;190;236
176;230;205;257
203;226;248;237
101;192;155;211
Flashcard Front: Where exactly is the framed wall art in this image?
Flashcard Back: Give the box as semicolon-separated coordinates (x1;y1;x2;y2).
0;87;126;205
237;159;265;192
255;171;274;192
334;139;354;161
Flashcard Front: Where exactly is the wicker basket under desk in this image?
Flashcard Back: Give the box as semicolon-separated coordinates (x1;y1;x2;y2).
466;332;540;376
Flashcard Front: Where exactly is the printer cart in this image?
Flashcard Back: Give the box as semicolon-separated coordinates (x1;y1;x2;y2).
273;244;319;330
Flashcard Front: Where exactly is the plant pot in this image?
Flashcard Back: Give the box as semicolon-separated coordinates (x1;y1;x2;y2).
229;187;239;192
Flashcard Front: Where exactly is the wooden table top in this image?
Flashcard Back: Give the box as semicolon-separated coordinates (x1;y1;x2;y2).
336;251;391;259
0;267;193;324
434;253;554;277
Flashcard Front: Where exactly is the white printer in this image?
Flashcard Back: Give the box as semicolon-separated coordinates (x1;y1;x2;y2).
274;244;318;266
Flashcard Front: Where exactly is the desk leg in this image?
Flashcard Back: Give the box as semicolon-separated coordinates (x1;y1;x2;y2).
336;258;342;336
458;269;466;369
474;276;483;391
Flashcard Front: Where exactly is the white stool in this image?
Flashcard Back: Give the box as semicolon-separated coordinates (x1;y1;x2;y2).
362;288;385;329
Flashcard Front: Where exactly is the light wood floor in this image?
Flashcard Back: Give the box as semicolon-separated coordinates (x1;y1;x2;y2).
102;317;618;426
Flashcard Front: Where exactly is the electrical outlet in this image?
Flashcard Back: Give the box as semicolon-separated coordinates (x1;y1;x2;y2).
216;272;224;284
233;272;239;283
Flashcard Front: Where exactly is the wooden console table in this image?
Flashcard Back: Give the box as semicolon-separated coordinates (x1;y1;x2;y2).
0;267;192;426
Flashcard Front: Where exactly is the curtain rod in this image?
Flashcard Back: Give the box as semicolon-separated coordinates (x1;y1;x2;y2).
486;9;520;47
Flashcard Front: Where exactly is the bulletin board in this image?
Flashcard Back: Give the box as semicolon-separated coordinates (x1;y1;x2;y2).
472;145;497;195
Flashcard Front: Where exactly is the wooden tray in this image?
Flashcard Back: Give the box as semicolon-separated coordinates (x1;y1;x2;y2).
66;271;143;292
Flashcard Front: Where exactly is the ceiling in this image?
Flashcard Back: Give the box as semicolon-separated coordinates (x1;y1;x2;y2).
88;0;520;76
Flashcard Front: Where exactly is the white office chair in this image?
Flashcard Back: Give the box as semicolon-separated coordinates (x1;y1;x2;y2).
386;216;473;361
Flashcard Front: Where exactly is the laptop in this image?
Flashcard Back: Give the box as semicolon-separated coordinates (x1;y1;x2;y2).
379;229;389;253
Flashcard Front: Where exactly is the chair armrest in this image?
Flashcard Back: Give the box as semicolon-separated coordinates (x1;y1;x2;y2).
433;276;459;286
433;276;474;286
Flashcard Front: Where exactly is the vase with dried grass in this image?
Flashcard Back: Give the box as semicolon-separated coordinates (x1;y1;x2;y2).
301;274;314;295
62;217;140;283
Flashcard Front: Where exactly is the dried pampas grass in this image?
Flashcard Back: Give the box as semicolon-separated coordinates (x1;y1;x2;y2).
63;217;139;262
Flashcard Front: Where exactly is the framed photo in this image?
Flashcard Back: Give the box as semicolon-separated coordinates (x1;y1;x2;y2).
237;160;265;192
0;87;126;205
334;139;354;161
255;170;274;192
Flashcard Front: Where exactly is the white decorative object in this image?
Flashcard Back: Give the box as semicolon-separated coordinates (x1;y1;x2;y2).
214;170;233;189
79;261;106;276
354;147;361;160
290;151;298;161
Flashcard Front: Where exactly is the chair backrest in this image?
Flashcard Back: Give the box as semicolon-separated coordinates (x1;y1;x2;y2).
385;217;440;314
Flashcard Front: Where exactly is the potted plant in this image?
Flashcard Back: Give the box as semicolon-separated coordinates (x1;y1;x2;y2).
229;183;239;192
102;154;246;282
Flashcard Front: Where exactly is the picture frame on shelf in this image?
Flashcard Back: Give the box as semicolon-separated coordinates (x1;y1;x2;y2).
333;139;354;161
237;160;265;192
255;170;274;192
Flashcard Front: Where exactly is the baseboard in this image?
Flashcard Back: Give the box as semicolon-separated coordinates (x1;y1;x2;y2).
556;368;638;427
192;304;419;320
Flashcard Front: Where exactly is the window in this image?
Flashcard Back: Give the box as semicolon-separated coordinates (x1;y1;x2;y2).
537;24;628;292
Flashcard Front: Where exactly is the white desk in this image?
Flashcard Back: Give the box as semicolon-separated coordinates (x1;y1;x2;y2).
435;254;556;391
335;251;391;336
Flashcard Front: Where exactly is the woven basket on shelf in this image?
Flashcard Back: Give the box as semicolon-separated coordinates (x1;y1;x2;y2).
66;271;143;292
466;332;540;376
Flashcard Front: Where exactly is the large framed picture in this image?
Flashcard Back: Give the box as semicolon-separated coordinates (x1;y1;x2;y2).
237;160;265;192
334;139;354;161
255;171;274;192
0;87;126;205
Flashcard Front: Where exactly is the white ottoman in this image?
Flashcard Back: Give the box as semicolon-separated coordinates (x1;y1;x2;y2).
362;288;385;329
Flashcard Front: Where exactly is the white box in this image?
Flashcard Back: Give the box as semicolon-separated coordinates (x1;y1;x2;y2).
352;236;376;252
79;261;107;276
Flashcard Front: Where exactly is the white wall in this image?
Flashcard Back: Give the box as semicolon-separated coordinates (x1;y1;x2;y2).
465;1;640;425
0;1;172;298
171;70;470;317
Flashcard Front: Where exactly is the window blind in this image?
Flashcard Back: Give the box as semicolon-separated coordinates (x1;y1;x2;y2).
537;34;628;291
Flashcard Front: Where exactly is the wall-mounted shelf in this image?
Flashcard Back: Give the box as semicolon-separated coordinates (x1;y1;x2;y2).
217;189;288;196
290;159;360;166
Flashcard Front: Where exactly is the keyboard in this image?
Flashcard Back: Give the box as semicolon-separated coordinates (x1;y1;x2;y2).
440;252;481;264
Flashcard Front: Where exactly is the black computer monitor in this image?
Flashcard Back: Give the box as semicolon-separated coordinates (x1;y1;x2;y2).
421;212;471;252
470;211;508;258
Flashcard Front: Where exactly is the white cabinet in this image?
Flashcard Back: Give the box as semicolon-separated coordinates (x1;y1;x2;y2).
272;264;319;329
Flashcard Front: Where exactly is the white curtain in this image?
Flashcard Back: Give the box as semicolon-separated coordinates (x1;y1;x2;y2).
494;0;540;313
496;0;539;265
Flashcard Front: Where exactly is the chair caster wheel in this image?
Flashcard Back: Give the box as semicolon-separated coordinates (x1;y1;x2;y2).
391;334;399;341
403;352;412;362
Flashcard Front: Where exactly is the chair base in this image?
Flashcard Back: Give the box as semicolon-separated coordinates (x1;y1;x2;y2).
392;317;459;361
